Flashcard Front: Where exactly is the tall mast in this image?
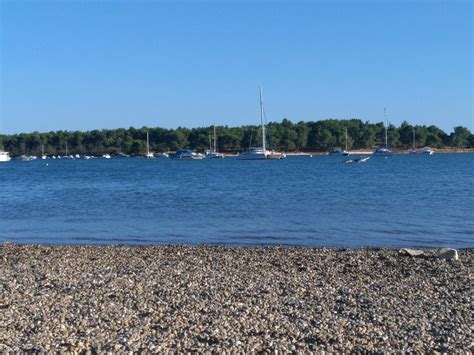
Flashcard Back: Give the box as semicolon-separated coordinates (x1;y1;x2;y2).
146;131;150;155
345;128;348;151
41;144;44;156
213;125;217;153
413;127;416;150
384;107;388;148
260;86;266;152
65;140;68;156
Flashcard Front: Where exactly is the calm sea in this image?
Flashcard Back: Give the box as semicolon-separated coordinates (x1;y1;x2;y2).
1;154;472;248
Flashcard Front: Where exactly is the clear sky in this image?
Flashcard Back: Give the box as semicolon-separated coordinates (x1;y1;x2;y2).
0;0;472;134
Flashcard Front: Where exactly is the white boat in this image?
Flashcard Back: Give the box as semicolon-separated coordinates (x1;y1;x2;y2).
102;154;111;159
343;156;370;164
239;86;285;160
174;149;204;160
408;127;417;154
373;108;393;156
205;125;225;159
41;144;47;159
145;131;154;158
422;146;434;155
161;152;169;158
0;151;11;162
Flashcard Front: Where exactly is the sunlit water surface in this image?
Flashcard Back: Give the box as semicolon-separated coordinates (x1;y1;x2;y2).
1;154;472;248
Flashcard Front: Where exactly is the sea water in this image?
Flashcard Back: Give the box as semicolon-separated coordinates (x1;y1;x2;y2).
0;154;472;247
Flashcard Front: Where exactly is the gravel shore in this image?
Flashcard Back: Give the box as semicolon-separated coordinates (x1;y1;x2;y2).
0;244;471;352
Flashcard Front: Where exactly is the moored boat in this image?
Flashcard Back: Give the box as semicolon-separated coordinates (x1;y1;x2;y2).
205;125;225;159
408;127;417;154
145;131;154;158
0;151;11;162
422;147;434;155
238;86;286;160
373;108;393;156
174;149;204;160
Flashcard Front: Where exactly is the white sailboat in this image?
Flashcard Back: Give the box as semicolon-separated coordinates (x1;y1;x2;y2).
41;144;47;159
145;131;154;158
330;128;350;156
239;86;285;160
205;125;224;159
373;108;393;156
409;127;417;154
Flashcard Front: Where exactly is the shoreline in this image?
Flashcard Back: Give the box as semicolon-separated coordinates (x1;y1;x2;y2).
1;244;471;352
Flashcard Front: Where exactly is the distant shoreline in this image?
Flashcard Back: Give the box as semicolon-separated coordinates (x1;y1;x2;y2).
1;244;471;352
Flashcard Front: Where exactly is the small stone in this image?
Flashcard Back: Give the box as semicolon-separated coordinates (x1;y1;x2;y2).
438;248;458;260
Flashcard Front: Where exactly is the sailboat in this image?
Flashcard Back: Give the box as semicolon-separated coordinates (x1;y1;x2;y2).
330;128;350;156
205;125;224;159
373;108;393;156
238;86;285;160
64;141;73;159
145;131;154;158
409;127;417;154
41;144;47;159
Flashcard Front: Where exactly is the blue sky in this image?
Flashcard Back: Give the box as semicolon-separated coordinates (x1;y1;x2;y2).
1;0;472;134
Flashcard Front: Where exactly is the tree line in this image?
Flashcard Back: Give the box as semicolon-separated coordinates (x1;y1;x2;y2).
1;119;473;156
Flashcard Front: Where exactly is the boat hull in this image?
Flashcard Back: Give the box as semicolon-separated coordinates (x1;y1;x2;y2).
0;152;11;162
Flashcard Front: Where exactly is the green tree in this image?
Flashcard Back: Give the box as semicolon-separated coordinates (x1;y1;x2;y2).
451;126;471;148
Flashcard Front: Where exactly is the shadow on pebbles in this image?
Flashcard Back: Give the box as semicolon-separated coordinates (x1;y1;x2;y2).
0;244;471;352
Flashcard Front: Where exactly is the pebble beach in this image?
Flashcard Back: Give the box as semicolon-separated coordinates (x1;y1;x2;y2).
1;244;471;353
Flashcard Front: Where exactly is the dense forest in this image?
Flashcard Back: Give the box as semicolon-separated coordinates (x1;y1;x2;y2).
1;119;473;156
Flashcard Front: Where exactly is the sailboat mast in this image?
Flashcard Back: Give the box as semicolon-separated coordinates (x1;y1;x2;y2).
213;125;217;153
384;108;388;148
345;128;348;151
260;86;266;152
146;131;150;155
413;127;416;150
41;144;44;156
65;141;68;156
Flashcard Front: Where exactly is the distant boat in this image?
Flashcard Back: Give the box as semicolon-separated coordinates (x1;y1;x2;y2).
330;128;350;156
41;144;47;159
0;150;11;162
239;86;285;160
174;150;204;160
409;127;417;154
102;154;111;159
373;108;393;156
344;156;370;164
145;131;154;158
205;125;225;159
422;146;434;155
